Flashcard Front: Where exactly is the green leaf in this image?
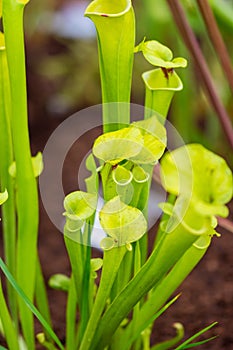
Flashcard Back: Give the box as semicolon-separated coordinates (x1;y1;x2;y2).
93;116;166;166
100;237;115;251
65;276;76;350
0;258;64;350
172;57;188;68
3;2;39;348
100;162;119;201
8;152;43;178
32;152;43;177
64;191;97;221
179;336;218;349
16;0;30;4
90;258;103;278
130;132;165;164
174;322;218;350
121;295;181;350
135;39;173;63
64;214;84;233
152;323;184;350
122;234;211;350
18;337;27;350
161;144;233;218
8;162;17;177
0;279;19;350
48;274;70;292
0;189;8;205
0;33;4;50
64;191;97;239
35;259;53;340
193;234;212;249
130;116;167;164
132;166;149;183
85;153;99;194
99;196;147;247
133;115;167;142
91;258;103;272
37;333;58;350
135;39;187;69
112;165;133;185
92;192;215;349
93;127;143;165
158;202;174;216
79;246;127;350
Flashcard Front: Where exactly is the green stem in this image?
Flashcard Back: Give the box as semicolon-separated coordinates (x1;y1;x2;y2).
79;245;127;350
0;279;19;350
132;241;142;350
137;169;152;265
65;275;77;350
101;163;117;201
35;258;52;340
78;227;91;343
141;328;151;350
122;236;210;350
151;323;184;350
65;231;91;347
0;258;64;350
64;234;84;308
111;249;133;301
3;1;39;348
154;194;176;247
92;210;210;349
0;34;17;328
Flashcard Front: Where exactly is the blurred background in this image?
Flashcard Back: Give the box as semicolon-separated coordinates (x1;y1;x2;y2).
20;0;233;348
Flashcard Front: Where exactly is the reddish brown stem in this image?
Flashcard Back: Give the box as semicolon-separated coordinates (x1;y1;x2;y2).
167;0;233;149
217;217;233;234
197;0;233;93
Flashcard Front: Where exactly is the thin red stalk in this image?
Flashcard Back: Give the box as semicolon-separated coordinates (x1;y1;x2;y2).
217;217;233;234
152;164;161;184
197;0;233;93
167;0;233;149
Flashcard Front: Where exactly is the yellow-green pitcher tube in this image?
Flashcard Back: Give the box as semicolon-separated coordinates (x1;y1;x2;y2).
143;68;183;121
85;0;135;132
